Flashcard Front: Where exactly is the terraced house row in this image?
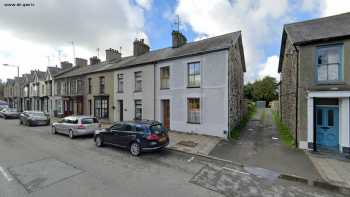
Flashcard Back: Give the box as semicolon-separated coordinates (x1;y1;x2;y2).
4;30;246;138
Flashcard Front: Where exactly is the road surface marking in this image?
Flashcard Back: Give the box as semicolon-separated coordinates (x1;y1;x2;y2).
0;166;13;182
222;167;249;175
187;156;194;162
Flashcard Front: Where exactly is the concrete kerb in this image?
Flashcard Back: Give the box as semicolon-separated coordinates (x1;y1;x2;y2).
166;147;350;195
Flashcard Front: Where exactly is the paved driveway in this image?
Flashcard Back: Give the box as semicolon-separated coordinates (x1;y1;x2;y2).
210;108;321;180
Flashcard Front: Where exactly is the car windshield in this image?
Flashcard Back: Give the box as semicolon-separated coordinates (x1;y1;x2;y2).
150;124;166;134
29;112;45;117
81;118;99;124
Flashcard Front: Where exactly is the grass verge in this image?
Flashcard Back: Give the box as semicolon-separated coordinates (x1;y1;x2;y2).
229;103;256;140
272;111;295;148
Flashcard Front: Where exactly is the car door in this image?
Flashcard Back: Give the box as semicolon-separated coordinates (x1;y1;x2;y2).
105;123;124;146
56;118;66;133
117;124;136;147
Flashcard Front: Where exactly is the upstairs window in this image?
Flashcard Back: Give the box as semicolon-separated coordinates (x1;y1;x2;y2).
134;71;142;92
160;66;170;89
188;62;200;87
99;76;105;94
316;45;342;82
117;74;124;93
88;78;92;94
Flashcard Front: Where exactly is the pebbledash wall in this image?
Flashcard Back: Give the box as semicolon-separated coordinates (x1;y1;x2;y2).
155;50;229;138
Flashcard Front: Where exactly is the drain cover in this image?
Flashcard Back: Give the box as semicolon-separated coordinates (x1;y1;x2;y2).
9;158;83;193
177;141;198;147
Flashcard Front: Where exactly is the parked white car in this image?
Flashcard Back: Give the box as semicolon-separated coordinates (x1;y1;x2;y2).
52;116;101;139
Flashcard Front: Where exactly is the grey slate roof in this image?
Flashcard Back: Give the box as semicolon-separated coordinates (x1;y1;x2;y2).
36;71;46;81
278;12;350;72
55;31;244;79
47;67;61;76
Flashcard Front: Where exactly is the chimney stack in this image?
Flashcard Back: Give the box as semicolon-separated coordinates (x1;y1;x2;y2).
172;30;187;48
60;61;73;70
105;48;121;62
89;56;101;65
75;58;88;67
133;39;150;56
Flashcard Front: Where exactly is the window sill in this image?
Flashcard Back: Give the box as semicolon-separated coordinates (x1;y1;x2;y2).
134;90;142;93
160;88;170;90
117;91;124;94
187;121;200;124
315;81;345;85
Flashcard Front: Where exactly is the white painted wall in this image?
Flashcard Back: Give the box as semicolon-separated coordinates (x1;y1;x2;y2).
155;50;229;138
307;92;350;152
114;64;155;122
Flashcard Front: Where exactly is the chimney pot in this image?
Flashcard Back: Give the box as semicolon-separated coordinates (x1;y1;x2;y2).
105;48;121;62
133;39;150;56
60;61;73;70
89;56;101;65
75;58;88;67
172;30;187;48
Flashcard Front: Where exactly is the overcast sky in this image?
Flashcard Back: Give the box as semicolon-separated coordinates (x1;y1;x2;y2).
0;0;350;82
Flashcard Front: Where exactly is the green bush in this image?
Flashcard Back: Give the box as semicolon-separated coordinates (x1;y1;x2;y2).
272;111;295;148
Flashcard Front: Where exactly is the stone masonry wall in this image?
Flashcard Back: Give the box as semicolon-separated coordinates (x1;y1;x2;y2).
228;36;245;131
280;37;297;139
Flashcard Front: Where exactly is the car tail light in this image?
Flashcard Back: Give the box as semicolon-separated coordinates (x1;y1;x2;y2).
78;124;85;129
146;133;160;141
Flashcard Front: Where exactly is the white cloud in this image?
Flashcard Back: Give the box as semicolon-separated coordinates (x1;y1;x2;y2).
258;55;280;80
175;0;290;82
0;0;148;81
322;0;350;16
135;0;153;10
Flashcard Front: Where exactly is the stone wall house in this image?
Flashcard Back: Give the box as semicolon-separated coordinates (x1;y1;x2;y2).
278;12;350;153
44;67;61;116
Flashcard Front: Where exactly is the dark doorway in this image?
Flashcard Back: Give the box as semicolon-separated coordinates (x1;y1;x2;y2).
118;100;123;121
162;99;170;129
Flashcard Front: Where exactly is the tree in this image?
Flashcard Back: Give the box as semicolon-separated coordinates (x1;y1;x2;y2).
244;76;278;103
244;82;254;100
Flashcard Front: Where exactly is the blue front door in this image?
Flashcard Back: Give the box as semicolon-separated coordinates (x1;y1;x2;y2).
316;106;339;151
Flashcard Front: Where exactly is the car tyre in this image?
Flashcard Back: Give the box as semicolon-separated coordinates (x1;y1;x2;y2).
95;135;103;147
69;129;74;139
130;142;141;156
4;115;7;119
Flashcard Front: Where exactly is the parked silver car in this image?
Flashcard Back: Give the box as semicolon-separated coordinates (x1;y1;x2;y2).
0;108;19;119
52;116;101;139
19;111;50;126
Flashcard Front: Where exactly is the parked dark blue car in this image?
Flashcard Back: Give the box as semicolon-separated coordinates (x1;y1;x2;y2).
94;120;169;156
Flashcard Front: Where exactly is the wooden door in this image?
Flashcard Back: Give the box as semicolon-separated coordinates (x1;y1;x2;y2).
162;100;170;129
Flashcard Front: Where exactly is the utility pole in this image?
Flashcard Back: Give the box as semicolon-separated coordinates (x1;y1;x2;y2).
97;48;100;59
46;56;50;66
58;49;62;64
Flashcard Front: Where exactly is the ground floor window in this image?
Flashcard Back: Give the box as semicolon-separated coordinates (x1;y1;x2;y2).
134;99;142;120
187;98;200;124
95;96;108;119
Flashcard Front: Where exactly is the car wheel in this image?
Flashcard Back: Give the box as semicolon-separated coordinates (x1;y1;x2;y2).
19;120;22;125
95;135;103;147
130;142;141;156
4;115;7;119
52;126;57;134
69;130;74;139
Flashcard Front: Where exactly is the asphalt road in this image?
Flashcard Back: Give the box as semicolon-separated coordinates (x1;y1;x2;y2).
0;118;345;197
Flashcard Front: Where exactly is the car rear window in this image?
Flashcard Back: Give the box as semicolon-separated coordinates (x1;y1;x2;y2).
150;124;166;134
81;118;99;124
9;108;17;112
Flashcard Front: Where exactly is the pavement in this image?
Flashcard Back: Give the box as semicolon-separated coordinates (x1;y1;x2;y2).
0;117;345;196
210;108;321;180
307;151;350;189
167;131;221;155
